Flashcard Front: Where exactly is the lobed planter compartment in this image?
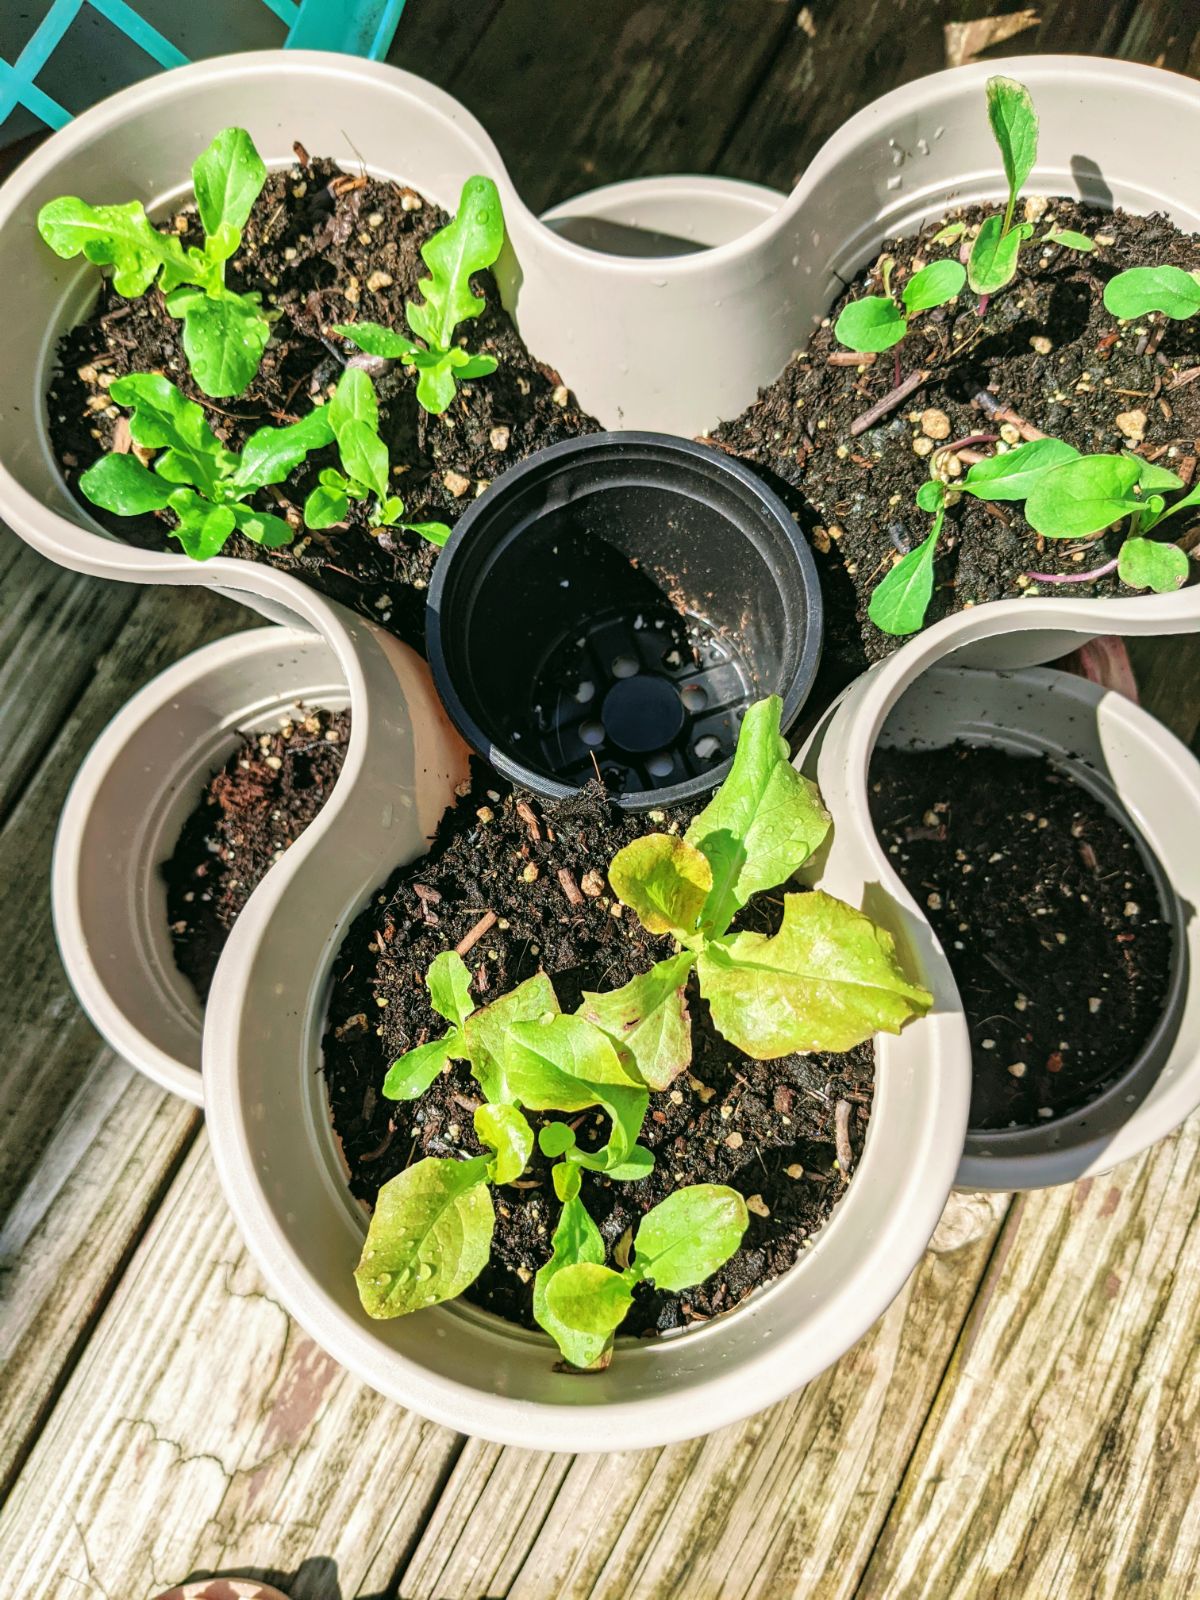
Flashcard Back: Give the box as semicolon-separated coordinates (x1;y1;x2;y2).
53;604;468;1105
804;660;1200;1193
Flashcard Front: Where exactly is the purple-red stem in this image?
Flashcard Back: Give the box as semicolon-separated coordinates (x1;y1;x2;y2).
976;293;990;318
945;431;999;452
893;347;902;387
1026;557;1119;586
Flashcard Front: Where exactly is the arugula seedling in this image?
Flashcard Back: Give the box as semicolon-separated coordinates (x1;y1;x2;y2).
1103;265;1200;323
302;367;450;544
332;174;505;415
539;1184;749;1369
78;371;332;559
966;78;1093;304
597;696;932;1073
834;256;965;356
39;128;272;398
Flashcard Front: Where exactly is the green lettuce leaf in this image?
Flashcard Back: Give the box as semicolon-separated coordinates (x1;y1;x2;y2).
578;951;696;1090
608;833;712;940
533;1193;609;1368
354;1155;493;1318
632;1185;748;1292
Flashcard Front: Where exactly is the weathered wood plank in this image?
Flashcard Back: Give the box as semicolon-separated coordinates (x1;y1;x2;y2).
396;1191;1009;1600
0;532;139;823
0;1136;463;1600
0;1050;197;1497
860;1116;1200;1597
439;0;802;215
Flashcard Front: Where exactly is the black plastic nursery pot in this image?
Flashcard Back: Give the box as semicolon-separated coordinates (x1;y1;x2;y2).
426;432;823;809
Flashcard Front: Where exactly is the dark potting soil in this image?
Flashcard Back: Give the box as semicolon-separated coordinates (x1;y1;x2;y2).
869;742;1172;1130
322;768;873;1339
162;706;350;1003
715;199;1200;662
47;152;600;656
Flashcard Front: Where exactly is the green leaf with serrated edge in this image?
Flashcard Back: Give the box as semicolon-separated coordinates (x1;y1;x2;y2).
337;418;390;502
833;295;907;354
605;1145;655;1182
1118;538;1189;592
232;406;333;490
462;972;560;1104
685;695;830;937
579;951;696;1090
543;1261;634;1361
1131;456;1185;494
329;366;380;436
166;492;237;560
192;128;266;237
868;524;939;637
37;197;189;297
333;320;419;359
931;221;967;246
902;258;966;314
406;174;505;351
1042;229;1094;252
538;1122;577;1158
1024;454;1142;538
475;1103;534;1185
697;889;932;1057
228;503;294;548
303;482;349;529
986;76;1038;224
960;437;1080;501
354;1154;493;1318
632;1185;748;1292
404;520;452;547
1103;265;1200;322
967;215;1031;296
78;453;174;515
174;291;270;399
505;1014;647;1172
108;373;228;497
916;478;945;514
427;950;474;1029
533;1194;609;1367
608;834;712;939
383;1033;458;1101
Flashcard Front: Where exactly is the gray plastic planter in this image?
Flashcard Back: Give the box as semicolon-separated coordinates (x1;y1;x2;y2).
803;662;1200;1192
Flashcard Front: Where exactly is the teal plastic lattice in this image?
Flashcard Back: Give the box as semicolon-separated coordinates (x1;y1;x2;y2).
0;0;406;138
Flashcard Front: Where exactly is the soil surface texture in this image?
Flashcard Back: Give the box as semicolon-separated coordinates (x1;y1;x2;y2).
869;742;1172;1129
716;199;1200;661
48;152;599;655
163;706;350;1002
323;769;874;1338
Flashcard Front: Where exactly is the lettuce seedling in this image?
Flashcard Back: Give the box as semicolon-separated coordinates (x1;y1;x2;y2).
541;1185;748;1369
333;175;504;415
39;128;271;398
598;697;932;1072
867;479;948;636
302;368;450;544
1103;265;1200;323
834;256;965;355
966;78;1092;301
77;372;332;559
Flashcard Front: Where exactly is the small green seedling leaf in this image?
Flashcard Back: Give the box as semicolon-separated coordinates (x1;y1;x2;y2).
697;890;933;1057
543;1262;634;1363
191;126;267;237
684;694;830;935
987;75;1038;231
333;320;419;359
355;1155;493;1318
1117;537;1189;592
1103;265;1200;322
232;406;334;489
37;197;188;297
932;221;967;246
165;493;236;560
538;1122;577;1159
303;480;350;529
475;1103;534;1185
108;372;229;497
505;1014;647;1172
384;951;476;1100
605;1145;655;1182
632;1185;749;1292
1042;228;1094;252
463;972;560;1105
78;453;175;515
833;296;907;353
382;1034;456;1100
1024;454;1142;538
1132;457;1185;494
407;174;505;350
961;437;1080;501
608;834;712;940
338;418;391;501
428;950;475;1030
967;215;1032;296
902;258;967;314
868;526;939;637
579;951;696;1090
533;1194;609;1368
175;291;271;400
329;367;379;434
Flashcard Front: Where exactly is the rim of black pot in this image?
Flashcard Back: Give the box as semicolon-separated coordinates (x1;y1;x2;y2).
426;431;823;811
